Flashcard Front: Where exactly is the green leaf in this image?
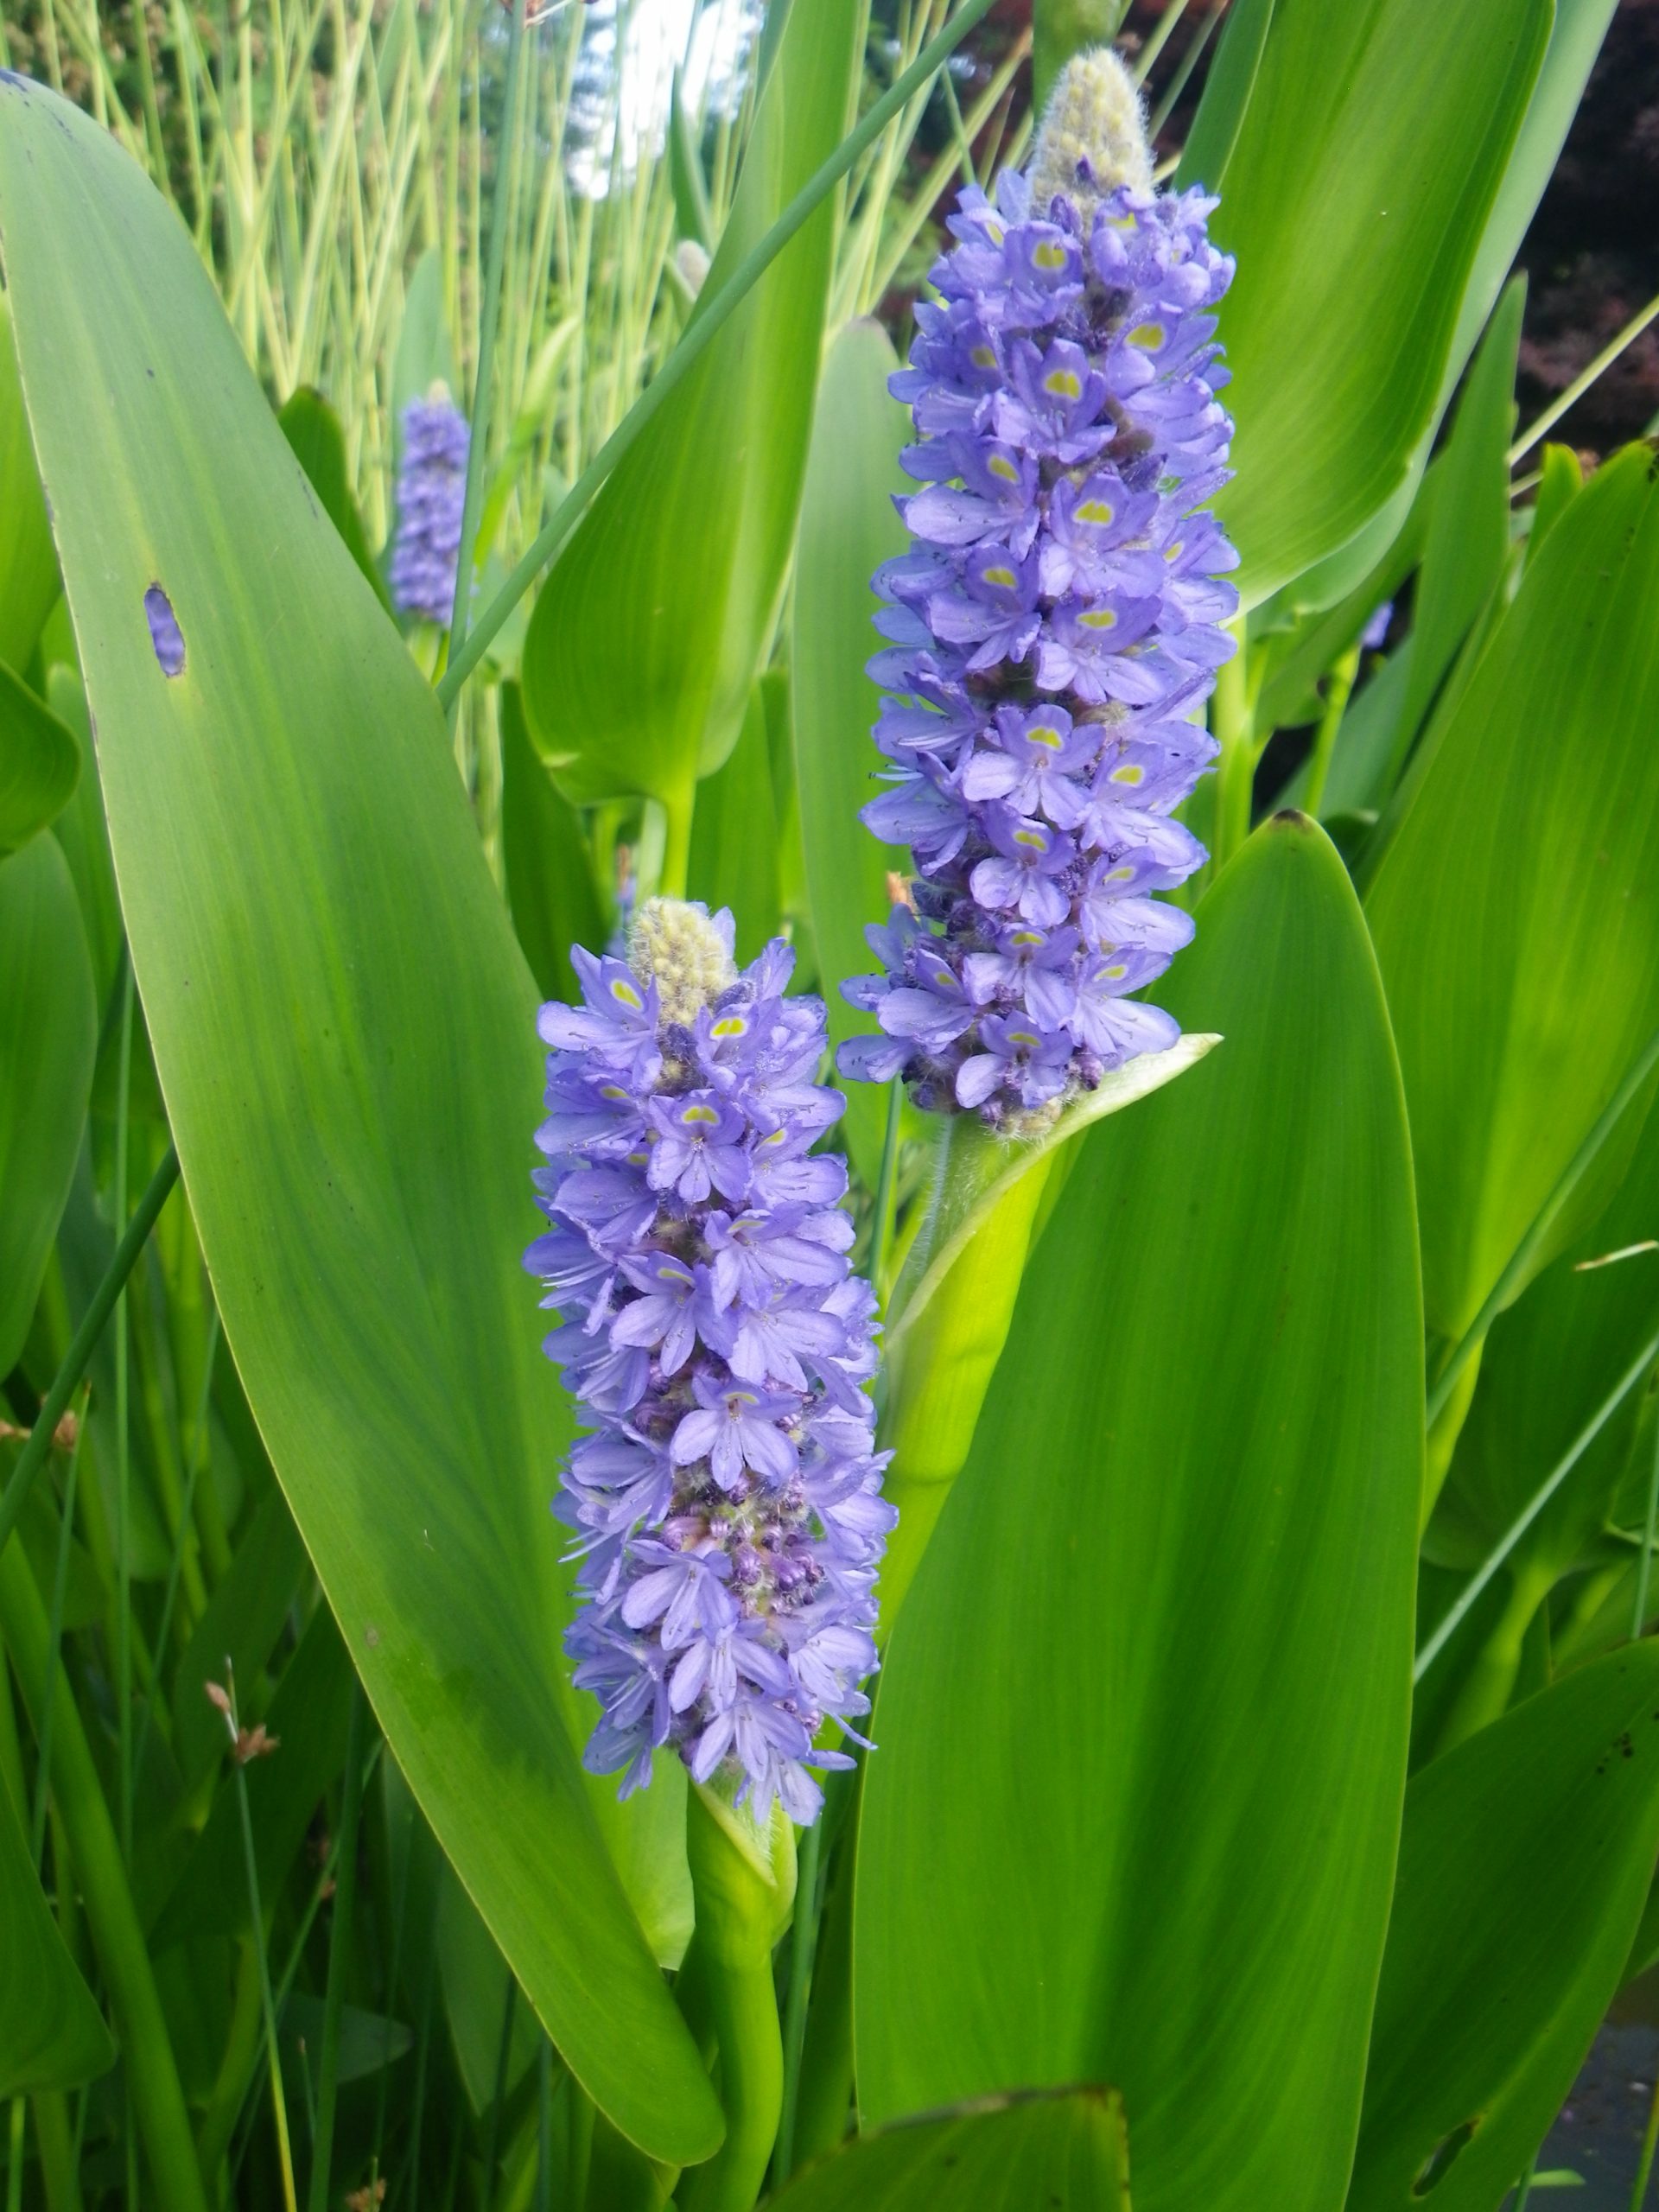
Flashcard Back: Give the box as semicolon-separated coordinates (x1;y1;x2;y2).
437;1858;542;2113
0;78;719;2163
1176;0;1274;195
0;289;58;673
1528;442;1582;568
0;1763;115;2097
391;245;459;460
277;385;391;609
0;654;79;852
1204;0;1550;607
688;681;782;961
46;666;123;1015
790;318;909;1188
499;678;607;1001
1032;1;1133;110
855;817;1422;2211
887;1033;1220;1344
0;834;97;1378
1365;447;1659;1345
668;69;713;250
1387;282;1522;765
282;1993;412;2088
519;3;861;820
1347;1645;1659;2212
764;2086;1131;2210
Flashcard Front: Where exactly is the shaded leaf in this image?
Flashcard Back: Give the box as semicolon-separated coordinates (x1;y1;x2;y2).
278;385;391;608
499;678;606;1001
0;1760;115;2097
0;655;79;853
0;289;58;673
688;681;781;961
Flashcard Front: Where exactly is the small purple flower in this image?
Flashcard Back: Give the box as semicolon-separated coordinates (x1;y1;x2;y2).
840;93;1236;1128
390;391;469;625
527;899;891;1826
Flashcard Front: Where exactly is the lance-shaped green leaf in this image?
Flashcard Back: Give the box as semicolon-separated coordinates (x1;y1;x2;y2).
0;289;58;672
499;679;607;1003
764;2085;1131;2210
519;3;861;829
0;834;97;1378
0;76;719;2164
791;318;909;1190
1200;0;1549;607
1366;447;1659;1347
856;817;1422;2212
688;681;781;961
0;1762;115;2098
278;385;390;607
1347;1645;1659;2212
0;655;79;852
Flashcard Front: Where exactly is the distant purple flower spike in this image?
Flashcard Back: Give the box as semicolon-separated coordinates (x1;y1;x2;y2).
390;392;470;625
527;898;892;1826
841;100;1237;1129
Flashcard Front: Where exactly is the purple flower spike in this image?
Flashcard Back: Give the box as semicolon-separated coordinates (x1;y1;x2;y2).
390;391;470;624
842;63;1236;1131
527;898;893;1826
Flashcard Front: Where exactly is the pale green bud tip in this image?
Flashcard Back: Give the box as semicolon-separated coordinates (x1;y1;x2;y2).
1027;47;1154;213
628;896;737;1026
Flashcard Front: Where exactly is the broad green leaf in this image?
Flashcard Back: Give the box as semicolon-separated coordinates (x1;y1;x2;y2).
1387;282;1521;766
1527;442;1581;567
0;654;79;851
1366;447;1659;1345
791;318;909;1188
278;385;391;607
887;1032;1220;1343
0;834;97;1378
1175;0;1274;196
856;817;1422;2212
0;78;719;2162
0;290;57;672
765;2086;1131;2210
1347;1645;1659;2212
520;3;861;816
688;681;782;961
1032;1;1132;109
1203;0;1549;607
0;1766;115;2097
499;678;607;1001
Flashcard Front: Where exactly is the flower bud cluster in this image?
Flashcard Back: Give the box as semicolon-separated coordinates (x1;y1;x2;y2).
390;391;469;625
526;900;892;1824
842;76;1238;1126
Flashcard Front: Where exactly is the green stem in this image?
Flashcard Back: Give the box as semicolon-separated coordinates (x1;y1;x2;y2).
132;1310;221;1794
1632;2069;1659;2211
307;1677;367;2212
6;2097;24;2212
30;1391;87;1869
537;2040;554;2212
869;1077;904;1302
481;1975;520;2204
0;1541;209;2212
1414;1331;1659;1683
444;0;526;688
435;0;1001;710
226;1671;299;2212
677;1787;795;2212
1427;1023;1659;1427
659;781;696;904
1514;2152;1538;2212
1209;624;1254;874
114;972;135;1866
0;1145;180;1568
1431;1559;1554;1758
1301;645;1359;819
772;1815;823;2186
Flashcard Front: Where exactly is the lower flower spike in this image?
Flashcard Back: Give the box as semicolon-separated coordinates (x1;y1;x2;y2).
525;898;893;1825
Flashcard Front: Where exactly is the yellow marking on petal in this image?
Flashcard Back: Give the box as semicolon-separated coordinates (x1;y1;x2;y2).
681;1103;719;1126
1008;1029;1040;1050
1108;865;1134;882
610;979;644;1010
1076;499;1116;525
987;221;1006;245
600;1084;629;1099
1013;826;1049;851
1011;930;1044;948
1111;762;1145;785
1043;368;1084;400
711;1016;748;1039
982;564;1017;590
1165;539;1185;562
1103;963;1128;981
1028;722;1065;752
988;454;1019;482
1032;241;1068;270
658;1262;686;1281
1080;607;1119;631
971;345;997;368
1128;322;1166;351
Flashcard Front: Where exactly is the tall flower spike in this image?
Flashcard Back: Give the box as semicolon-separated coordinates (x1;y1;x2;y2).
525;899;893;1825
390;386;469;624
841;49;1237;1130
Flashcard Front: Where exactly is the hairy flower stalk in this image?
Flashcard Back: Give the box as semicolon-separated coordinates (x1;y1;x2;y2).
842;50;1237;1127
390;389;469;623
525;899;893;1824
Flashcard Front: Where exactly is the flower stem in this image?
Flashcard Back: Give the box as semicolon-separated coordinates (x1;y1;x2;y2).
1210;621;1254;874
306;1677;367;2212
1633;1395;1659;1642
772;1815;823;2186
226;1669;299;2212
1301;645;1358;820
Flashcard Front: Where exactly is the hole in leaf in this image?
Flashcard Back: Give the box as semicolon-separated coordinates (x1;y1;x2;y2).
1413;2119;1478;2196
144;584;185;677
